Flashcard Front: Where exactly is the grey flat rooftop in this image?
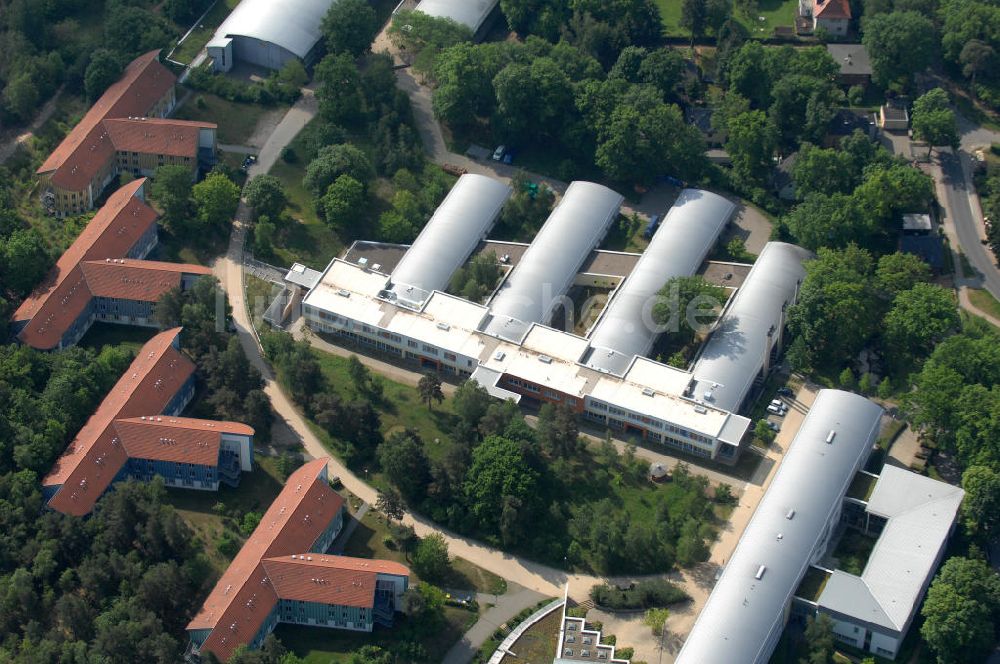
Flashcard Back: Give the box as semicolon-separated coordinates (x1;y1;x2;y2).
817;465;964;634
827;44;873;77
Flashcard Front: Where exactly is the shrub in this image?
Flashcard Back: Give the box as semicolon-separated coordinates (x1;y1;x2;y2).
590;579;690;610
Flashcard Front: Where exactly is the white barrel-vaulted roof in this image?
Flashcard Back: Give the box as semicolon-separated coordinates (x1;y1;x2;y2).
482;182;623;343
387;174;511;310
690;242;811;412
208;0;334;59
676;390;883;664
413;0;499;33
585;189;736;375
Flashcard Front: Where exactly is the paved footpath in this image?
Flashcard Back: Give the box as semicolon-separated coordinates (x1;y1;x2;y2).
441;584;546;664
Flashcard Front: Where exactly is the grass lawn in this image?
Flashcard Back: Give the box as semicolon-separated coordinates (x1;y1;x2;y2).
163;455;287;573
245;273;278;331
275;606;476;663
968;287;1000;319
77;323;158;354
831;529;877;576
794;566;830;602
499;608;562;664
846;472;878;501
341;507;507;594
601;213;650;253
174;92;283;146
267;158;348;270
170;0;242;65
311;347;459;459
656;0;799;37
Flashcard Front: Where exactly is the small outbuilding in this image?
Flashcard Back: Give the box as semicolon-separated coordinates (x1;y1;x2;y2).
649;462;670;482
826;44;872;87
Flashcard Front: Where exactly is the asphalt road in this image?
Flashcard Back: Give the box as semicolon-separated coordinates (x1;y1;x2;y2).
939;149;1000;299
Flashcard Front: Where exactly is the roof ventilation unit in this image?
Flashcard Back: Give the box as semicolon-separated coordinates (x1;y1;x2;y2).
826;430;836;444
538;355;553;364
642;387;656;397
493;350;506;361
694;405;708;414
755;565;767;580
436;322;450;331
786;509;796;520
336;289;350;298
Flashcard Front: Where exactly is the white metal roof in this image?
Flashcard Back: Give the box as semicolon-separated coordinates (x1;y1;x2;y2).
483;182;623;342
817;465;963;633
690;242;811;412
585;189;736;375
208;0;334;59
676;390;884;664
413;0;499;32
387;175;511;310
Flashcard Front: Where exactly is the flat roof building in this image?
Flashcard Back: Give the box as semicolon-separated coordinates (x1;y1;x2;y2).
187;458;410;662
584;189;735;375
482;182;623;343
689;242;811;413
815;466;963;659
207;0;335;72
385;174;511;310
676;390;884;664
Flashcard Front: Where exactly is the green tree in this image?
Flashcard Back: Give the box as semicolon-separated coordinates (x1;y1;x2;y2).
412;534;450;582
596;100;707;186
322;0;378;57
304;144;375;198
921;556;1000;664
243;175;286;220
452;380;492;430
784;192;874;250
417;373;444;410
803;613;836;664
322;174;365;229
754;419;776;445
883;283;959;365
680;0;707;46
493;57;574;143
769;74;841;147
911;88;959;155
389;9;473;51
788;246;880;367
861;11;937;88
652;276;728;345
961;465;1000;538
644;607;670;636
314;53;364;125
725;110;778;190
839;367;856;389
151;165;194;230
84;50;121;101
875;252;931;295
790;143;855;198
375;486;405;521
536;403;580;458
464;435;540;537
959;40;996;92
2;73;40;122
377;431;431;502
193;172;240;229
1;229;49;296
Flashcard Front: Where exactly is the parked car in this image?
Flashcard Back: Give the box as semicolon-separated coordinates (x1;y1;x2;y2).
492;145;506;161
777;387;794;397
767;421;781;432
767;404;784;415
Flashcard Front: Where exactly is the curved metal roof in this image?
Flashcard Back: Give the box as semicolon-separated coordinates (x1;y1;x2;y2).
209;0;334;59
387;174;511;310
482;182;623;342
585;189;736;375
413;0;499;32
690;242;811;412
676;390;883;664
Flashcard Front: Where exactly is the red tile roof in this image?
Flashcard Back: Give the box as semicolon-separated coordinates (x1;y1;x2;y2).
262;555;410;608
81;259;212;301
104;117;214;159
44;328;196;516
14;179;154;323
190;459;346;662
38;52;178;191
814;0;851;19
113;416;254;466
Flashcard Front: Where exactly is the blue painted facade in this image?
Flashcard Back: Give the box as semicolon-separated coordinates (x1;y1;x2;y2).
279;599;374;631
